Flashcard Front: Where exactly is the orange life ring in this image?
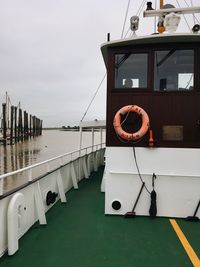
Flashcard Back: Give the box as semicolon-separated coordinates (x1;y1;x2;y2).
113;105;150;141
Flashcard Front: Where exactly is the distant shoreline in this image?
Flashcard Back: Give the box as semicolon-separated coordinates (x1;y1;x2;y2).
43;128;100;132
43;128;79;131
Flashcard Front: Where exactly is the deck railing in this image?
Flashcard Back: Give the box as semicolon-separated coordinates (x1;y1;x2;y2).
0;143;105;196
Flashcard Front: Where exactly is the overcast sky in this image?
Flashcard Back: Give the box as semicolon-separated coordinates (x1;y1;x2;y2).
0;0;199;127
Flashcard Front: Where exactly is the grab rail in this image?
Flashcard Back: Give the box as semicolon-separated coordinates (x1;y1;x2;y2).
0;143;105;196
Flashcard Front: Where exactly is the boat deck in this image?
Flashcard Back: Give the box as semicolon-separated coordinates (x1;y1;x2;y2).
1;166;200;267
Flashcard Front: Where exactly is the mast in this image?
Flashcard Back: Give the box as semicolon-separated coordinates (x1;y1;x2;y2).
160;0;164;9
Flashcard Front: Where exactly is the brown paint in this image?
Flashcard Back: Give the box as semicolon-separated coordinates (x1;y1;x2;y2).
105;42;200;148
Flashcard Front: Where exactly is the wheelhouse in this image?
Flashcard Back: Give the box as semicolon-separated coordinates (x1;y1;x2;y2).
101;34;200;148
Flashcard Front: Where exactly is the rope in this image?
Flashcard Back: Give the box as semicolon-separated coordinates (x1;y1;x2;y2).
190;0;196;25
80;0;132;121
124;27;131;38
136;0;146;17
124;0;146;38
80;73;106;122
183;0;200;24
121;0;132;39
133;147;151;194
175;0;191;31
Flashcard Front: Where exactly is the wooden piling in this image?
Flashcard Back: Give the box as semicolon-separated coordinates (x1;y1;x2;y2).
35;116;37;137
29;114;32;138
33;116;35;137
2;103;7;146
23;111;26;140
23;111;29;140
26;112;29;139
18;108;23;142
14;106;17;143
1;93;42;146
40;120;43;135
10;106;14;144
36;118;39;136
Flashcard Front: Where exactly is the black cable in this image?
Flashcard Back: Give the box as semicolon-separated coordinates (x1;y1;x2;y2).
121;105;133;126
175;0;191;31
121;0;132;39
133;147;151;194
80;73;106;122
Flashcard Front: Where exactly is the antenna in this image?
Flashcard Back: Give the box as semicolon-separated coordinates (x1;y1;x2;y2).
144;6;200;17
144;4;200;33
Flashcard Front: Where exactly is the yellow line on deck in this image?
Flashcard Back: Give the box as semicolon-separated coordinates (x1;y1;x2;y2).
169;219;200;267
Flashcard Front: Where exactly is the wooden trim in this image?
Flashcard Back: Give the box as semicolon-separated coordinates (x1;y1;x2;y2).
197;47;200;90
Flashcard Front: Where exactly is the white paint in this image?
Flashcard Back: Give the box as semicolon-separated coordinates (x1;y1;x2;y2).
144;6;200;17
7;192;26;255
70;162;78;189
79;120;106;129
82;156;89;179
34;182;47;225
93;152;98;172
104;147;200;217
56;170;67;203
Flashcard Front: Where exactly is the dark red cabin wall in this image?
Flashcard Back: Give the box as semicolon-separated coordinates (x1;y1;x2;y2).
106;43;200;148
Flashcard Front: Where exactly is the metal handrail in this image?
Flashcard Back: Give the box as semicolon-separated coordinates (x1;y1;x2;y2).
0;143;105;196
0;143;105;180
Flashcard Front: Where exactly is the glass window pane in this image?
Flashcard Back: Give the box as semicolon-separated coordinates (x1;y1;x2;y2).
154;49;194;91
115;53;148;88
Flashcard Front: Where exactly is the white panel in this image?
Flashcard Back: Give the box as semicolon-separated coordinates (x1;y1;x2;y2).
106;147;200;176
104;147;200;217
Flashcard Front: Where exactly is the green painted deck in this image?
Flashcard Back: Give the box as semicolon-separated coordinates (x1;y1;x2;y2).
1;166;199;267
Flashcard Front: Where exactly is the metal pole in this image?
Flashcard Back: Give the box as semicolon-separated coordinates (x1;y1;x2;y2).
92;128;94;152
100;128;103;149
78;126;83;152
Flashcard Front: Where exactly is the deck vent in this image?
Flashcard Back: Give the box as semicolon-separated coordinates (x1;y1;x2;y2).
112;200;121;211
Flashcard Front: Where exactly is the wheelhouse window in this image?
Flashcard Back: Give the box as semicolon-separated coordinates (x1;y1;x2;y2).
154;49;194;91
115;53;148;88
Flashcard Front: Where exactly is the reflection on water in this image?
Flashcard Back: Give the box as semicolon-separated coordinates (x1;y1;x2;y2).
1;137;42;175
0;130;105;193
0;130;104;174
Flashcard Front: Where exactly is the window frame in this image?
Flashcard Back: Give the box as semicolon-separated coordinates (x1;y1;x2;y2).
109;44;199;94
114;52;149;90
110;47;152;93
153;47;196;92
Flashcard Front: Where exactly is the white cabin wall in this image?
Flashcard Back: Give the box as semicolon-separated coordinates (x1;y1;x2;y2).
104;147;200;217
106;147;200;176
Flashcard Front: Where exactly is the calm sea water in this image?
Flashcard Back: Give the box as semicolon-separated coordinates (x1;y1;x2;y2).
0;130;105;175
